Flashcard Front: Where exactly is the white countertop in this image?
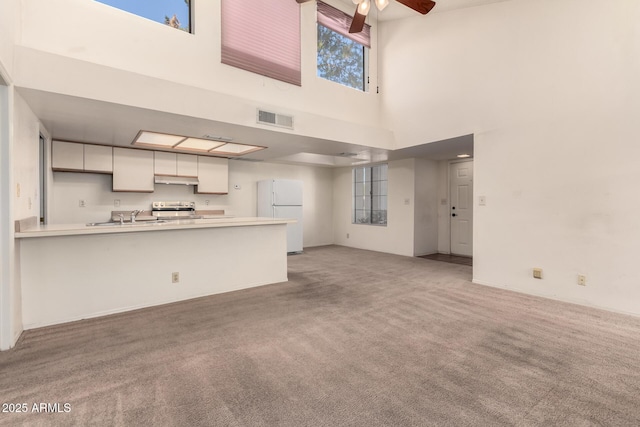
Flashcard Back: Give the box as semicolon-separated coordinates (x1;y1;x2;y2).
15;217;295;238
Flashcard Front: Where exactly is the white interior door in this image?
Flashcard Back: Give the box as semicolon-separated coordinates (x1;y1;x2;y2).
450;160;473;257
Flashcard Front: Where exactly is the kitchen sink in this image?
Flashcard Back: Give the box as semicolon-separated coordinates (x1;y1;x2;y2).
86;220;170;227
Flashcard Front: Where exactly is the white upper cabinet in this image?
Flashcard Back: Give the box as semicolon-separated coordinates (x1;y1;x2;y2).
196;156;228;194
113;148;154;192
154;152;198;177
177;154;198;177
51;141;84;171
52;141;113;173
154;151;177;176
84;144;113;173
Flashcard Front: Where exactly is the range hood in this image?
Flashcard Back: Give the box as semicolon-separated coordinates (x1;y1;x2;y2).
154;175;200;186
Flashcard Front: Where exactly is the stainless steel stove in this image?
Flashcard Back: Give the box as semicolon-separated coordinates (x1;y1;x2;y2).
151;201;200;219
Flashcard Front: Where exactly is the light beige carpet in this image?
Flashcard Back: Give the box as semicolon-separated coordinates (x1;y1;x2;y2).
1;245;639;426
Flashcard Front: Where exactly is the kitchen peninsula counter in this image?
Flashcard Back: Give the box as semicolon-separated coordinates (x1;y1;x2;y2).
17;217;294;329
15;217;294;238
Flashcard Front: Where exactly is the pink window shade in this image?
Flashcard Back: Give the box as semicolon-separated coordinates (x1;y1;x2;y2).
317;1;371;48
221;0;301;86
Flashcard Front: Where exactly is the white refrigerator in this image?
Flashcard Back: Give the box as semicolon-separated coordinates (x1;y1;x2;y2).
257;179;303;253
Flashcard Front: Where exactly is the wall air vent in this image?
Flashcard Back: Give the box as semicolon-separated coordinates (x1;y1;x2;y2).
257;109;294;130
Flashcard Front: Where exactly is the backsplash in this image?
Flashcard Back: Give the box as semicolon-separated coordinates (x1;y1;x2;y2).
49;172;229;224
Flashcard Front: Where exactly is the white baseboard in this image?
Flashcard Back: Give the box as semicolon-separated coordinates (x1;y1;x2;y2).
471;279;640;318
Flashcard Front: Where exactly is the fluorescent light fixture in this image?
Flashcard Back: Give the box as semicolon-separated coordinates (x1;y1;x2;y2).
134;131;185;147
209;143;264;156
132;130;265;157
176;138;226;152
457;154;471;158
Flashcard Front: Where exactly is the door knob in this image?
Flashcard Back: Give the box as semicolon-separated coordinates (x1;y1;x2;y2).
452;213;457;217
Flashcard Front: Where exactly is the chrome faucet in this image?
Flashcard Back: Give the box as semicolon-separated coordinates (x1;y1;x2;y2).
118;213;125;224
130;210;144;223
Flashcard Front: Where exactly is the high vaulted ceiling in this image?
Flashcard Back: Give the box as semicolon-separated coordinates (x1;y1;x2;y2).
16;0;500;166
338;0;510;21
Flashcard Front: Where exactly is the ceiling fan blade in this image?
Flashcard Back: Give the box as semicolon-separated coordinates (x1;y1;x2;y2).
349;7;367;33
395;0;436;15
296;0;313;3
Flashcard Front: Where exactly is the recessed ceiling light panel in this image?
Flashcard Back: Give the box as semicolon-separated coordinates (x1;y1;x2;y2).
132;130;266;157
177;138;226;152
134;131;185;147
209;143;264;156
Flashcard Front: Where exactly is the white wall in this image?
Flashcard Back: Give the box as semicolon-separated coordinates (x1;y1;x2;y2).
0;0;19;351
49;160;334;248
6;91;44;346
12;0;392;149
413;158;438;256
333;159;416;257
382;0;640;315
0;0;18;77
13;95;41;223
0;75;12;350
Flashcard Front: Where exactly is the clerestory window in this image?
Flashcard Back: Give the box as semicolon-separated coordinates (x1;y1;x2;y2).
317;1;370;92
96;0;192;33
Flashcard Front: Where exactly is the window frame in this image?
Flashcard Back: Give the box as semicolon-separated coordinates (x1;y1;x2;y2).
353;163;388;226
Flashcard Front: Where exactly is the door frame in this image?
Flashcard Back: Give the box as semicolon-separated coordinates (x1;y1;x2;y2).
448;159;474;257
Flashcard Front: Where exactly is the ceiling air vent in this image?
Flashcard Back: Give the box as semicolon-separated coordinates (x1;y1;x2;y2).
257;109;294;130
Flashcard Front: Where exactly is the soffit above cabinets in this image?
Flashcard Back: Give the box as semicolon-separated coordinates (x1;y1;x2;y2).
19;87;472;166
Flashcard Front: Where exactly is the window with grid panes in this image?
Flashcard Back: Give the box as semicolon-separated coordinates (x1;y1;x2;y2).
353;164;387;225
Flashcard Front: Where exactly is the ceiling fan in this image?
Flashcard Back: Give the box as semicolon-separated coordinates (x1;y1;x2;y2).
296;0;436;33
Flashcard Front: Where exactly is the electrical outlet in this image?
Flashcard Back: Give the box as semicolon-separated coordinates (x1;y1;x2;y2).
479;196;486;206
577;274;586;286
346;233;350;239
205;200;210;205
533;268;543;279
79;200;86;208
172;272;180;283
114;199;121;207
